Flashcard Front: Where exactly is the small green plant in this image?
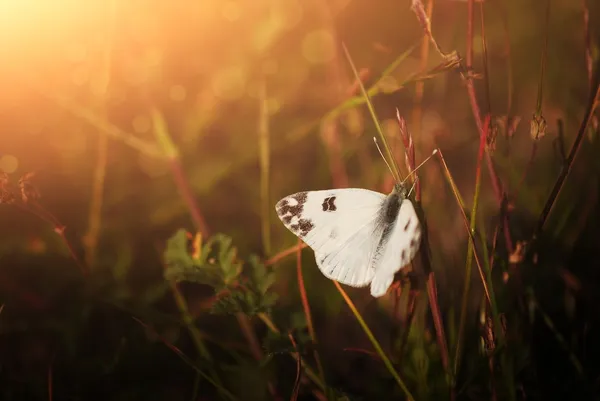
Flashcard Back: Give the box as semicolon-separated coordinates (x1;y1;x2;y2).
164;230;278;316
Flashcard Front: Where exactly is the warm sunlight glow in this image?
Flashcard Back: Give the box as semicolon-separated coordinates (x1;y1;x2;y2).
169;85;187;102
211;66;247;101
302;29;335;64
132;115;152;134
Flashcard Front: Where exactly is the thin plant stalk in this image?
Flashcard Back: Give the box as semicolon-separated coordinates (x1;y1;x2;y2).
296;239;328;397
515;0;551;197
235;313;281;400
434;150;492;305
528;292;584;376
324;40;419;122
534;66;600;236
265;242;308;266
397;113;451;384
341;43;401;182
132;317;238;401
258;78;271;257
411;0;433;200
463;0;512;255
436;147;509;397
14;201;87;275
85;0;116;268
166;278;231;399
256;313;327;393
256;78;282;400
151;108;210;237
41;92;163;158
454;116;489;376
315;2;349;188
288;334;302;401
334;281;415;401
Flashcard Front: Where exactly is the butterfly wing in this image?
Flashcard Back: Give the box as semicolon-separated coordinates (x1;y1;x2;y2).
275;189;387;287
369;199;422;297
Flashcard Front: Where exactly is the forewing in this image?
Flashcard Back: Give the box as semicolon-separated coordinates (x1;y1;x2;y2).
275;189;386;287
369;200;422;297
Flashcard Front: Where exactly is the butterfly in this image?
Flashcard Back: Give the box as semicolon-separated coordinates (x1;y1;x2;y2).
275;180;423;298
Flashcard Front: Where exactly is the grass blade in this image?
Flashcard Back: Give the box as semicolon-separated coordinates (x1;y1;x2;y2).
341;42;401;182
334;282;415;401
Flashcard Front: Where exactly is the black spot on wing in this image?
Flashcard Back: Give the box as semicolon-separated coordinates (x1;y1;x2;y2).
290;218;314;237
276;191;315;237
321;196;337;212
404;219;411;231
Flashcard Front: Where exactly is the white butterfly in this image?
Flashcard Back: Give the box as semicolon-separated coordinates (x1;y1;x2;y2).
275;182;422;297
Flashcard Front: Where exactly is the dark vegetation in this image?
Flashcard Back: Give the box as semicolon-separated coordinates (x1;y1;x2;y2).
1;0;600;400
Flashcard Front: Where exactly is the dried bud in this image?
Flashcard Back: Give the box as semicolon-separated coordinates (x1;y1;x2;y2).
509;241;527;264
486;118;498;153
0;172;15;204
19;172;40;203
530;112;547;140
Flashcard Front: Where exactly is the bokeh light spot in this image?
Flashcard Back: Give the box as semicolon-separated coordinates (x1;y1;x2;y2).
253;15;283;51
132;115;151;134
222;1;241;22
302;30;335;64
212;66;246;100
169;85;186;102
0;155;18;174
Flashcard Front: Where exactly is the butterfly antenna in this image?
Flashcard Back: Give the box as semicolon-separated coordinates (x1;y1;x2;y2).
407;179;418;198
401;148;439;184
373;137;398;181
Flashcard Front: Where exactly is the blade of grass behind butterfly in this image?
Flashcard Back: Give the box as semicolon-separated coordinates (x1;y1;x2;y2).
341;45;415;398
341;43;401;182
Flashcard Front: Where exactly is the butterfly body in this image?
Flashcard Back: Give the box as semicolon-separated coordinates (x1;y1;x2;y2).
275;183;421;297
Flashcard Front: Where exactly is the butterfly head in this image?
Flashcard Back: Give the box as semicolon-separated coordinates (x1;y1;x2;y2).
392;182;409;199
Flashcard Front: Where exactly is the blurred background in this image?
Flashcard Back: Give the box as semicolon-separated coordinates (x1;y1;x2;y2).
0;0;599;400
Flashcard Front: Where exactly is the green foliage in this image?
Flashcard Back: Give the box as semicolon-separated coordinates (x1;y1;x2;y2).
164;230;277;316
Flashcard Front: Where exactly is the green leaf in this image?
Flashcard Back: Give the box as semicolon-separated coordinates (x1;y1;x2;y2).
164;230;278;315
